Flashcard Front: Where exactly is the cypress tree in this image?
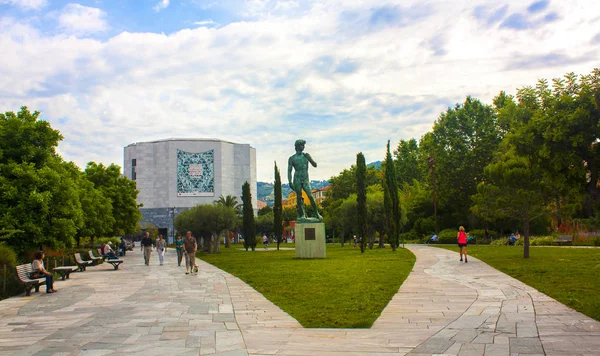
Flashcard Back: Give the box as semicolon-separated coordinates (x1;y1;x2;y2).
385;141;400;251
274;162;283;250
356;152;368;253
242;181;256;251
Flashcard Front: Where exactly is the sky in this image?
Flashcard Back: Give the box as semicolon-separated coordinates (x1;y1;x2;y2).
1;0;599;182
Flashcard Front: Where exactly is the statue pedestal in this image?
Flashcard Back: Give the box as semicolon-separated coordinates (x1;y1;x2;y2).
295;222;326;258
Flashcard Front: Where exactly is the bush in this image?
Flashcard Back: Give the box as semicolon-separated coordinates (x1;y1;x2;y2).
530;236;555;246
468;229;498;244
399;230;419;243
413;217;435;237
438;229;458;244
491;238;508;246
0;243;18;266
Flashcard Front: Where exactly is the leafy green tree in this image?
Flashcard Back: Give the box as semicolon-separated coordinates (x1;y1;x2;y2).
76;170;114;248
84;162;141;237
258;206;273;216
366;185;385;248
255;212;274;237
472;149;547;258
423;96;502;225
174;204;236;253
323;165;381;207
502;69;600;217
356;152;368;253
274;162;283;249
242;181;256;251
384;141;400;250
0;107;83;253
394;138;424;185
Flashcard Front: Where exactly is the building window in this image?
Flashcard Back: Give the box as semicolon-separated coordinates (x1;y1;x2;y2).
132;159;137;166
131;167;136;180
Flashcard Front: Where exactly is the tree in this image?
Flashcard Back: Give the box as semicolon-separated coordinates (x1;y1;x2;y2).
423;96;503;225
394;138;424;185
366;185;385;249
255;212;275;237
242;181;256;251
274;162;283;249
214;194;242;247
384;141;400;250
472;149;547;258
258;206;273;216
503;70;600;217
0;107;83;253
356;152;368;253
214;194;242;213
76;171;114;248
174;204;236;253
85;162;141;236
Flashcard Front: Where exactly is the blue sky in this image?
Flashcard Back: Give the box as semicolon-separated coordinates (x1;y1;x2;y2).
0;0;599;181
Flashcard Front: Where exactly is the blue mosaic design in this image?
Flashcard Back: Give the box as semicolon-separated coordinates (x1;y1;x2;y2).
177;149;214;196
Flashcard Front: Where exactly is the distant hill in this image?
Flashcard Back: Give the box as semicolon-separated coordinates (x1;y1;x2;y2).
257;180;329;207
367;161;382;169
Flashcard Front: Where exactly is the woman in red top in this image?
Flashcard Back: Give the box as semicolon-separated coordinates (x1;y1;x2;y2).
457;226;468;263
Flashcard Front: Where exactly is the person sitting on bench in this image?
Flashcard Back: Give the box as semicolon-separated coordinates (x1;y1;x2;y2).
101;242;118;260
32;251;56;293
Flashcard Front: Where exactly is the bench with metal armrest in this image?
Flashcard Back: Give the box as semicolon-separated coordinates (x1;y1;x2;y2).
15;264;46;296
52;266;78;280
73;253;94;271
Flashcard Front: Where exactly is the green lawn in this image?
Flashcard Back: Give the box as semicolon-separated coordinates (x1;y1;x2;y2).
436;245;600;321
198;244;415;328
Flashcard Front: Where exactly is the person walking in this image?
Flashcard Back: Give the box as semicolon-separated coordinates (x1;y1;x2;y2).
156;234;166;265
183;231;198;275
31;251;56;293
140;232;154;265
457;226;468;263
263;234;268;249
175;234;184;267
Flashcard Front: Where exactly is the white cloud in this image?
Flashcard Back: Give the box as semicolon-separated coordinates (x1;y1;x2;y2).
57;4;108;35
0;0;47;10
1;0;600;182
153;0;170;13
194;19;218;27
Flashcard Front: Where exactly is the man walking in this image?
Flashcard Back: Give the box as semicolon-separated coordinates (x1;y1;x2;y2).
140;232;154;266
183;231;198;275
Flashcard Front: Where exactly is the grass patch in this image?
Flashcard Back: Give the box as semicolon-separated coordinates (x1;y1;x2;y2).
198;244;415;328
436;245;600;321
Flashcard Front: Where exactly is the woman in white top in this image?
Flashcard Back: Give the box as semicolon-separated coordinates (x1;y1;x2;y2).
32;251;56;293
156;234;167;265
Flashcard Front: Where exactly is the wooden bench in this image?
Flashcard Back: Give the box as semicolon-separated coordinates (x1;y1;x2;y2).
15;264;46;296
105;259;124;270
74;253;94;271
554;235;573;245
88;250;104;264
52;266;78;280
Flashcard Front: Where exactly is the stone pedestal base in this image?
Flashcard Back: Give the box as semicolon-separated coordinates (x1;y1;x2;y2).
295;222;326;258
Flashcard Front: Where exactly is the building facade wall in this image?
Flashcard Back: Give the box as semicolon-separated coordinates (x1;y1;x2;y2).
124;138;256;242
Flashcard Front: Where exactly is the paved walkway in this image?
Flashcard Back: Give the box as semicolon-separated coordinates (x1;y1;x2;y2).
0;245;598;356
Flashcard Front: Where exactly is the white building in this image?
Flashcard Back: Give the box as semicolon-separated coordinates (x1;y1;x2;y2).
123;138;257;242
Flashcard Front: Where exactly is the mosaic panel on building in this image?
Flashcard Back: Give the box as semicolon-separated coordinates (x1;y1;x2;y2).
177;149;215;196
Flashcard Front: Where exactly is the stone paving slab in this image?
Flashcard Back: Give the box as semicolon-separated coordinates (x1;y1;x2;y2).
0;246;598;356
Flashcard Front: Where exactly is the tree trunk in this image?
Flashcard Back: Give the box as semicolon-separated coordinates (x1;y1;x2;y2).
368;232;375;249
225;230;230;248
203;236;210;253
213;233;220;253
340;229;345;247
523;219;530;258
378;230;385;248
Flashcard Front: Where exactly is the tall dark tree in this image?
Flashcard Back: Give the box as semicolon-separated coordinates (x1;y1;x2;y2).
356;152;368;253
274;162;283;250
394;138;424;185
385;141;400;250
242;181;256;251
